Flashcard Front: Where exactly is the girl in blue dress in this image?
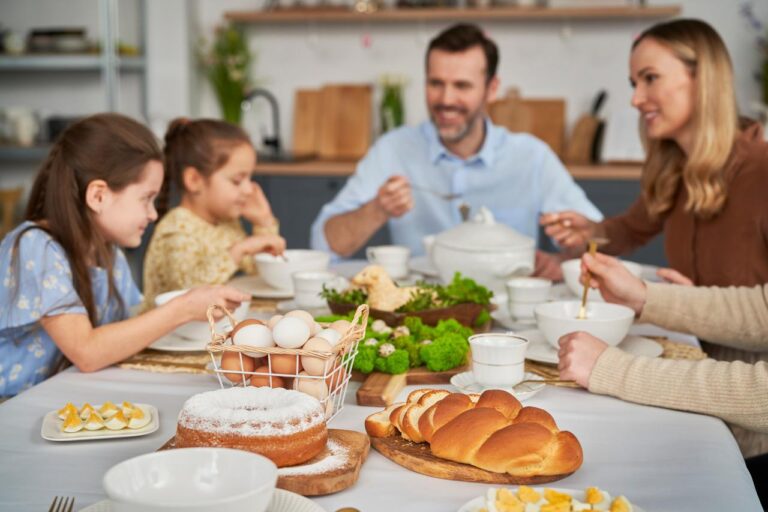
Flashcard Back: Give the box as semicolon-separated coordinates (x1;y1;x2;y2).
0;114;249;397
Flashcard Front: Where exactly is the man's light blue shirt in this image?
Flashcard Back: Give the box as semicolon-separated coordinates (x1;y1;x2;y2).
310;119;603;257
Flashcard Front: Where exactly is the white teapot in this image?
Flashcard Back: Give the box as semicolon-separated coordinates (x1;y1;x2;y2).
430;207;535;293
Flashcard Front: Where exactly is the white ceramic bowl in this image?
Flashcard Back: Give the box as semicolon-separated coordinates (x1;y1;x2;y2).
561;258;643;302
534;300;635;348
469;333;529;365
155;290;250;341
254;250;331;291
103;448;277;512
508;300;537;320
506;277;552;303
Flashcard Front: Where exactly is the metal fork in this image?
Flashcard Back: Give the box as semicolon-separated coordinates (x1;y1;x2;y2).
48;496;74;512
411;184;462;201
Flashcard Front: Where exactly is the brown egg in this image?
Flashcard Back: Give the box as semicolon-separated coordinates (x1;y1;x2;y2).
269;353;300;376
300;337;334;376
267;314;284;329
220;351;256;384
330;319;351;335
249;365;285;388
324;360;345;391
294;371;329;400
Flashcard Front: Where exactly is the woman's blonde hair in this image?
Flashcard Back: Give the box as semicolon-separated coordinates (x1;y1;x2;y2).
634;19;739;219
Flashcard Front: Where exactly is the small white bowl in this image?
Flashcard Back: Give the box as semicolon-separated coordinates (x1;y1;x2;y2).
469;333;529;365
471;360;525;388
254;250;331;291
155;290;250;341
505;277;552;303
561;258;642;302
103;447;277;512
508;301;537;320
534;300;635;349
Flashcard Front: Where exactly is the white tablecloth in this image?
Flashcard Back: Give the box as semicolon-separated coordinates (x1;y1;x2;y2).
0;364;760;512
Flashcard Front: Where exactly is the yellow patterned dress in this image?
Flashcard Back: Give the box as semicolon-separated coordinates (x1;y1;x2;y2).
141;207;278;310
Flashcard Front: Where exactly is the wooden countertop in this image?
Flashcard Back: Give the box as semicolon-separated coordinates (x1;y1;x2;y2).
254;160;643;180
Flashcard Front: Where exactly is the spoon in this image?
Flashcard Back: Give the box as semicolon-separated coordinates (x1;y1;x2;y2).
577;239;600;319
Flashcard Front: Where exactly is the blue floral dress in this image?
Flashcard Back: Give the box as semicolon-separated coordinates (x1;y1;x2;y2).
0;222;141;396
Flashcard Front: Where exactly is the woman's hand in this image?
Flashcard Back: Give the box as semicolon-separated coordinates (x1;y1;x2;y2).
229;234;287;264
174;285;250;323
581;252;647;315
558;331;609;387
540;211;599;251
656;267;694;286
242;182;277;228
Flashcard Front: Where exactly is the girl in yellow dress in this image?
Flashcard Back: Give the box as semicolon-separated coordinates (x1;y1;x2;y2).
142;118;286;309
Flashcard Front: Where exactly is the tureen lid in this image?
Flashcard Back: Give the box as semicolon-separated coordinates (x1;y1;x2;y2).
434;207;535;252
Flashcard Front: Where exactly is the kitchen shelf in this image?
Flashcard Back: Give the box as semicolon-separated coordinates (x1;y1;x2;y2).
254;159;643;180
226;5;680;24
0;54;145;71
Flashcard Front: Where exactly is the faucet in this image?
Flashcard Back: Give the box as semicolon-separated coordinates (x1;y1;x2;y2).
241;88;281;155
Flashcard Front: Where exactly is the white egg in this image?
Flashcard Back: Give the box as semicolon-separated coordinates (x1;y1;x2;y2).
315;327;342;347
272;317;311;349
300;337;334;376
231;320;274;358
293;371;329;401
267;314;284;329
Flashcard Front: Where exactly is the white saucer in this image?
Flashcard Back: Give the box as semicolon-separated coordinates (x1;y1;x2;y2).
409;255;440;277
228;275;294;299
517;328;663;365
450;371;545;401
79;489;327;512
276;299;331;316
149;331;209;352
490;308;536;330
458;487;645;512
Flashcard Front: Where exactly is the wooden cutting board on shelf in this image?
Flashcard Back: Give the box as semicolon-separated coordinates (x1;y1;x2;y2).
292;88;322;157
354;364;469;407
318;84;372;160
371;435;574;484
159;429;369;496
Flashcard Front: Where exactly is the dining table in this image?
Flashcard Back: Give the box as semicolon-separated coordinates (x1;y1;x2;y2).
0;261;762;511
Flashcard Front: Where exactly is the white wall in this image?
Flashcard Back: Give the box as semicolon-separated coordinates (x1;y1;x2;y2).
190;0;768;152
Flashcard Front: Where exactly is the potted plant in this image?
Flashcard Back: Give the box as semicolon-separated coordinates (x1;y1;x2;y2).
200;25;252;125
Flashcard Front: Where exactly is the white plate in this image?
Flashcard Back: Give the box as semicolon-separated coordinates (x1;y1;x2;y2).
450;371;545;401
149;331;210;352
458;487;645;512
78;489;327;512
229;275;294;299
41;404;159;442
276;299;331;316
409;255;440;277
518;329;663;365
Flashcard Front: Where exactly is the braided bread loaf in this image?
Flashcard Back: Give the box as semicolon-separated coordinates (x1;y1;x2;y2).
365;388;583;478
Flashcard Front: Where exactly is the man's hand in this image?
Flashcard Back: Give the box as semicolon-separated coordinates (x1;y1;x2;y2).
374;175;413;218
540;211;598;251
557;331;609;388
534;250;564;281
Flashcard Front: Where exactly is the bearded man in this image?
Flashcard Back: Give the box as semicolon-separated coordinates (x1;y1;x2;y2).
310;24;601;280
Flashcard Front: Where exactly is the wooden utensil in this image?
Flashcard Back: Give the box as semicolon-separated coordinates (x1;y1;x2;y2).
577;239;599;319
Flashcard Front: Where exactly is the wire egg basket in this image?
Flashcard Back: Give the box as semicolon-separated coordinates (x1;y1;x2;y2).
205;303;368;421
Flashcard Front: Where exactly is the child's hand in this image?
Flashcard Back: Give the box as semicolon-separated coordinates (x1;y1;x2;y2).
230;234;287;264
176;285;250;323
242;182;277;228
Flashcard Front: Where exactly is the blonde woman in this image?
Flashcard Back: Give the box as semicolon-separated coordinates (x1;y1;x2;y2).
541;19;768;457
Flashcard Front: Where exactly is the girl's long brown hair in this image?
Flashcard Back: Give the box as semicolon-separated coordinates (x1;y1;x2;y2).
635;19;739;220
18;113;162;324
156;118;251;217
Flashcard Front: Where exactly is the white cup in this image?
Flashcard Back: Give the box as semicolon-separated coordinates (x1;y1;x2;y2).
505;277;552;303
469;333;529;388
508;301;537;321
292;271;347;309
366;245;410;279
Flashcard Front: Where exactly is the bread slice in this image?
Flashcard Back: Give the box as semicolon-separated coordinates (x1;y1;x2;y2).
365;402;403;438
400;390;451;443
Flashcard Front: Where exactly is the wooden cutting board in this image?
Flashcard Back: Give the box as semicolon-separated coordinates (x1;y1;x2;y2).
371;435;574;485
489;90;566;157
292;89;322;157
159;429;369;496
318;84;372;160
354;364;468;407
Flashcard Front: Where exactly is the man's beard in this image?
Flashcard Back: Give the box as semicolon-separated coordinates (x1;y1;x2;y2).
430;104;484;144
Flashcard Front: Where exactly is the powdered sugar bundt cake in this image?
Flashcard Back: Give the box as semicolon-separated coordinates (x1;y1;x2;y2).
175;387;328;467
